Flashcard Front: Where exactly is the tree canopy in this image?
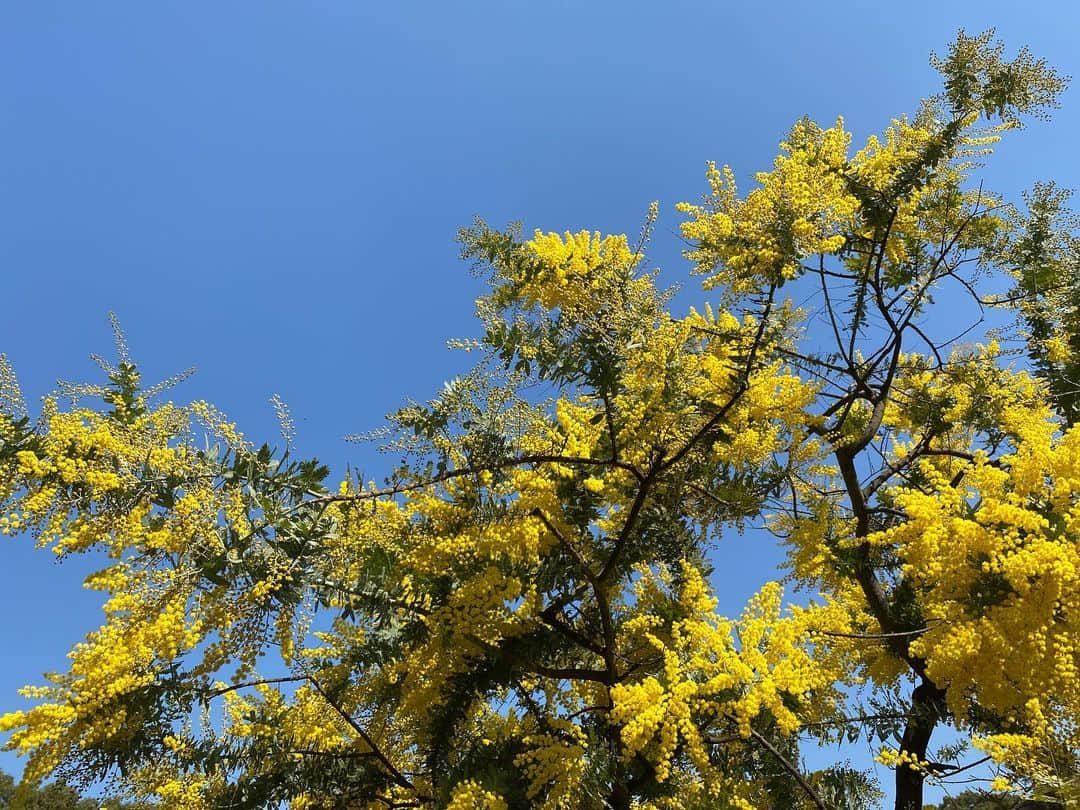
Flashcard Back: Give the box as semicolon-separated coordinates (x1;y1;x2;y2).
0;768;153;810
0;769;98;810
1;30;1078;810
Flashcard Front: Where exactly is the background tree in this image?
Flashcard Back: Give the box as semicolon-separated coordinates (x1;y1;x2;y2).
0;767;152;810
0;31;1076;810
926;787;1062;809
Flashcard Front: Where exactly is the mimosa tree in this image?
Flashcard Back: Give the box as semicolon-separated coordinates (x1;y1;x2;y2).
1;30;1076;810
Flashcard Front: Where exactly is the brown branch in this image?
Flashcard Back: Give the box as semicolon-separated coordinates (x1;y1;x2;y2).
526;664;612;683
797;712;911;730
281;748;378;759
202;674;417;794
932;755;992;779
304;676;416;793
203;675;309;700
317;453;645;506
702;732;745;746
597;460;661;584
896;680;948;810
539;612;606;658
659;284;776;475
861;430;938;501
819;255;856;372
747;727;827;810
685;481;736;510
852;205;899;364
530;508;619;685
601;389;620;463
813;626;933;640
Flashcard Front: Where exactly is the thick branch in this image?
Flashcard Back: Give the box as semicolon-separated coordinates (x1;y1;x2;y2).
597;460;662;584
531;507;617;679
895;680;947;810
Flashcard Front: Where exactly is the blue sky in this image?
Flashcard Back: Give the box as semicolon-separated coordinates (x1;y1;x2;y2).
1;0;1077;801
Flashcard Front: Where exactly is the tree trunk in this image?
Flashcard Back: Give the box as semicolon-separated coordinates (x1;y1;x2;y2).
895;680;946;810
608;781;632;810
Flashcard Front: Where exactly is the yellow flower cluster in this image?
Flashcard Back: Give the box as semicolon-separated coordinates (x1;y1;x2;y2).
610;564;853;782
875;747;930;773
866;421;1080;726
679;118;856;295
0;395;319;784
522;230;639;311
514;719;587;810
678;106;1016;299
446;780;509;810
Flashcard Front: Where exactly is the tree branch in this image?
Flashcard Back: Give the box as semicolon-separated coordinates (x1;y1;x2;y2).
747;727;827;810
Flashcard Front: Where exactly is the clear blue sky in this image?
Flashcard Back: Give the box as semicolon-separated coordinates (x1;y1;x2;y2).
1;0;1077;800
